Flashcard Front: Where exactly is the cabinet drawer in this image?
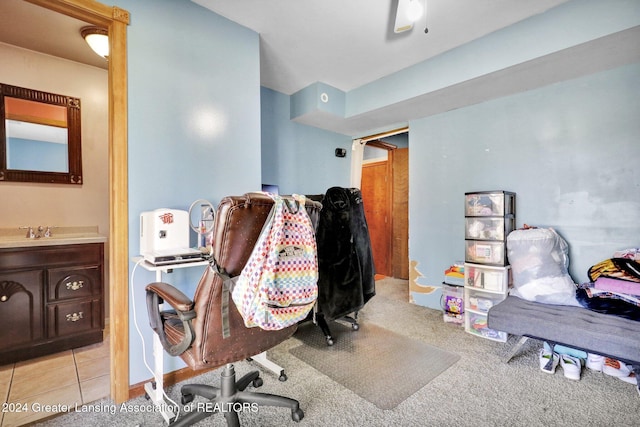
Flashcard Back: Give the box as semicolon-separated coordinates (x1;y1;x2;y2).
47;299;102;338
465;217;515;241
0;270;44;349
465;191;515;217
465;311;507;342
465;240;507;265
464;263;511;293
48;266;101;301
465;288;504;313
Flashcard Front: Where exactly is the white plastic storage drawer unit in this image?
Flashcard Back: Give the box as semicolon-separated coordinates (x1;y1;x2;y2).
464;263;510;342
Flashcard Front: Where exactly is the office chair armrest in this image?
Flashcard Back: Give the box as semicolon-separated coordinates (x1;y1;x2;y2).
146;282;194;311
145;282;196;357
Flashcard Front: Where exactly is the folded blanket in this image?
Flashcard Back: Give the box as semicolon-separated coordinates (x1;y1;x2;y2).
594;277;640;297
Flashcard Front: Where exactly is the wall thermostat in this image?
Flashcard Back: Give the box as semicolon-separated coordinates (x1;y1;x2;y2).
335;148;346;158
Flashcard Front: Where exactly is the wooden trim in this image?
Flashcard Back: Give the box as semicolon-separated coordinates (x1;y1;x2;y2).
357;126;408;143
108;10;130;405
128;366;217;400
367;139;397;151
26;0;130;404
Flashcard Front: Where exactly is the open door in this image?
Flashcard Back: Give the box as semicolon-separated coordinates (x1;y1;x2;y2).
360;135;409;279
362;159;392;276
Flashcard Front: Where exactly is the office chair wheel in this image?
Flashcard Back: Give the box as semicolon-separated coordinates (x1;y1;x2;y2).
292;408;304;422
279;373;288;382
252;377;264;388
325;336;334;346
352;323;359;331
181;393;194;405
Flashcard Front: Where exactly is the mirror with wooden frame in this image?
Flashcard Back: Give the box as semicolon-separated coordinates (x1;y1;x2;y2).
0;83;82;184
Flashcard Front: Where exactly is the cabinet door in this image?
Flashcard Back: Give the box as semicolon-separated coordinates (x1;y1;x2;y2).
0;270;44;349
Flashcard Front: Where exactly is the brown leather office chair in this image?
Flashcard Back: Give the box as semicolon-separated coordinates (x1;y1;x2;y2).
146;193;321;426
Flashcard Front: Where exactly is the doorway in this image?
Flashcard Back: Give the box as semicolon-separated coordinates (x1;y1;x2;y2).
359;130;409;280
27;0;130;404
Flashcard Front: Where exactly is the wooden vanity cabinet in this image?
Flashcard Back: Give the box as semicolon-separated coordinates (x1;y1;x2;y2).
0;243;104;365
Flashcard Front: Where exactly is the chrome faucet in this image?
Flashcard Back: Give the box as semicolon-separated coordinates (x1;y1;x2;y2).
19;226;54;238
35;226;55;238
20;226;35;238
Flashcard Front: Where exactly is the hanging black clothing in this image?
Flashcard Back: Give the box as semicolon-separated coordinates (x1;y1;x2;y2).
315;187;376;320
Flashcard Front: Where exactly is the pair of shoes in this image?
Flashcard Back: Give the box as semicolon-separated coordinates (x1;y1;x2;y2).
539;348;559;374
586;353;604;372
560;354;582;380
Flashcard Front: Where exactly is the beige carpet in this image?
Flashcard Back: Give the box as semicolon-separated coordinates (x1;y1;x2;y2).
289;319;460;409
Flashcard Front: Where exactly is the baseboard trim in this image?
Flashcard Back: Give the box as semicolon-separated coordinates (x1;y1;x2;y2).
128;366;215;399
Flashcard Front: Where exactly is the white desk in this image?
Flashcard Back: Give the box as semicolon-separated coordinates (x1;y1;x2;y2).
134;257;209;423
133;257;288;424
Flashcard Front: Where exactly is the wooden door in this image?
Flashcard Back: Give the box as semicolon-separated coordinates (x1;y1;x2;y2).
361;161;391;276
392;148;409;279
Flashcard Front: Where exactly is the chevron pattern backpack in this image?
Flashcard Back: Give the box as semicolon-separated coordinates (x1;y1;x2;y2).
231;193;318;330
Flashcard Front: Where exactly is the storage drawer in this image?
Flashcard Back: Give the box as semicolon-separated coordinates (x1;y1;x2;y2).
47;299;102;338
48;266;102;301
465;217;514;241
464;263;510;292
465;288;503;313
465;191;515;217
465;240;507;265
465;312;507;342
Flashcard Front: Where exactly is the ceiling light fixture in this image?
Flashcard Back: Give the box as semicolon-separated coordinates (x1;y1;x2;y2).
81;26;109;59
406;0;425;22
394;0;426;34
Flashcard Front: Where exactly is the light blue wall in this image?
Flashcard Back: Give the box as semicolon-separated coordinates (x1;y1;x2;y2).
115;0;640;385
116;0;262;385
408;63;640;308
261;87;352;195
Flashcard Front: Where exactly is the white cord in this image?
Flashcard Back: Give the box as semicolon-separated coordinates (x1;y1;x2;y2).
130;258;182;420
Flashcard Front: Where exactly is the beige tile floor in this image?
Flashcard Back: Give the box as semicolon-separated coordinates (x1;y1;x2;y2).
0;333;110;426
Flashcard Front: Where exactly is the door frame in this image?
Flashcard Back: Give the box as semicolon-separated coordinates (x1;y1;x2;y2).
355;127;409;279
27;0;130;403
